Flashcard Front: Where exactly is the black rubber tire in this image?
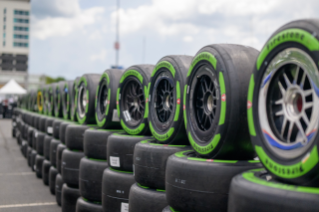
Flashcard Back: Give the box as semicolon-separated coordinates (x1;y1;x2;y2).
76;198;103;212
36;132;45;155
149;55;192;144
12;127;16;138
134;140;191;189
102;168;135;212
32;129;37;150
79;157;108;202
27;126;34;147
27;146;32;167
55;173;64;206
35;154;44;178
228;169;319;212
54;81;64;118
50;139;61;167
44;118;54;136
62;149;85;188
42;159;51;185
165;150;262;212
71;77;81;122
30;150;37;172
47;83;56;117
53;119;63;139
117;65;154;135
66;124;91;150
21;122;27;140
60;121;75;144
43;135;52;160
76;74;101;124
62;184;80;212
57;143;66;174
83;128;124;160
62;80;74;120
49;166;58;195
38;116;47;132
21;140;28;158
249;19;319;186
107;134;152;172
84;129;124;160
184;44;259;159
129;183;167;212
95;69;123;129
162;206;177;212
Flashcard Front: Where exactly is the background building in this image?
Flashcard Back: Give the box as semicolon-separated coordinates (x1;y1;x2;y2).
0;0;44;91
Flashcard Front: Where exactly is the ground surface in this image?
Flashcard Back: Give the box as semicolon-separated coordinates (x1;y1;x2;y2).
0;119;60;212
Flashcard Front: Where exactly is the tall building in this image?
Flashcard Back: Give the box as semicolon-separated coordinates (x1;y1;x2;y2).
0;0;30;89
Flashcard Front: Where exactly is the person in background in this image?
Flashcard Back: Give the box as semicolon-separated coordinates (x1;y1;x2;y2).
2;99;8;118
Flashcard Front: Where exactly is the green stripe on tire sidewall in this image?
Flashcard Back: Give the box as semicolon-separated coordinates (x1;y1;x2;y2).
243;169;319;194
185;52;226;155
149;122;174;142
148;61;180;142
118;70;147;135
255;145;319;179
247;75;256;136
256;28;319;70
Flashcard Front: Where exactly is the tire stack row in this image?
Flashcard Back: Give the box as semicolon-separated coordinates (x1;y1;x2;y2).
12;19;319;212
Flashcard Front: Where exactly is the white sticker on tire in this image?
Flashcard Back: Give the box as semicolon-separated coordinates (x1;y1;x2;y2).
110;156;120;167
121;202;129;212
112;109;120;122
123;110;131;122
47;127;53;134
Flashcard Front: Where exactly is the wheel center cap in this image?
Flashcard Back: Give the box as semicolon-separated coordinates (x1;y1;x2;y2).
133;98;139;109
164;94;170;110
204;92;214;114
284;88;303;117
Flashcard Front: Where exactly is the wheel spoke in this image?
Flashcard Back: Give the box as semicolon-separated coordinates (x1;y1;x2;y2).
304;90;312;97
201;83;205;94
281;117;287;137
302;114;310;126
287;121;294;143
275;98;283;105
275;110;284;116
300;72;306;89
304;102;313;109
293;66;300;84
283;73;292;87
278;81;286;96
295;120;308;141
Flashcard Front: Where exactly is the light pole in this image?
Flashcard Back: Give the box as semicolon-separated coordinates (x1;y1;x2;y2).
115;0;120;68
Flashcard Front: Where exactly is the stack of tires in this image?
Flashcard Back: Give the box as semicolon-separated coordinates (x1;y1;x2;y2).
61;73;101;212
9;18;319;212
227;19;319;212
76;69;123;212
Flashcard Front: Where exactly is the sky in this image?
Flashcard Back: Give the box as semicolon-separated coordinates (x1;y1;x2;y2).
29;0;319;79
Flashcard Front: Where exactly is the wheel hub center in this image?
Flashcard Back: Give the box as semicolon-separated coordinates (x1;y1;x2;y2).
204;92;214;114
133;97;139;110
284;87;303;118
164;94;170;110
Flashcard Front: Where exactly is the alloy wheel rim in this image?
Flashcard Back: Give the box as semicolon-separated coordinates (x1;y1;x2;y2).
122;78;145;124
258;48;319;158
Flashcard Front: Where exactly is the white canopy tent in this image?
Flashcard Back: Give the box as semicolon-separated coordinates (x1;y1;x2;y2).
0;79;26;95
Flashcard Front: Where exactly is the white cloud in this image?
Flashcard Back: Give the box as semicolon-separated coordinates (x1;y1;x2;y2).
90;49;107;61
31;6;104;40
183;36;193;42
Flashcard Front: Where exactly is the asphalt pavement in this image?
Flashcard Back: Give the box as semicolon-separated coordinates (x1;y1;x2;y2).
0;119;61;212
